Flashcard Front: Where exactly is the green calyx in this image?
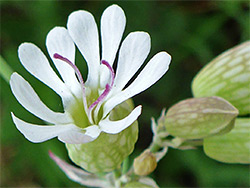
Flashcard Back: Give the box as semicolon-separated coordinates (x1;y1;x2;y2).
164;96;238;139
65;99;139;173
192;41;250;115
204;118;250;164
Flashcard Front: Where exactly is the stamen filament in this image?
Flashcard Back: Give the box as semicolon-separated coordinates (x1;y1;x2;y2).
53;53;89;117
101;60;115;87
89;84;111;110
89;60;115;111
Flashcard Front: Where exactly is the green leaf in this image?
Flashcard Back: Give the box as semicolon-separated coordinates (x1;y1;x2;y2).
192;41;250;115
165;96;238;139
204;118;250;164
0;55;14;83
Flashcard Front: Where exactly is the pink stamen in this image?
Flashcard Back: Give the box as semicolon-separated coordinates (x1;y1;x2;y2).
89;60;115;111
53;53;88;114
101;60;115;87
53;53;85;89
89;84;111;110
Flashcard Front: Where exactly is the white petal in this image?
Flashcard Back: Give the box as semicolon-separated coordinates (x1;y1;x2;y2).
12;113;96;144
99;105;141;134
46;27;81;98
104;52;171;116
113;32;151;92
58;130;94;144
101;4;126;64
12;113;79;143
58;125;101;144
18;43;72;99
84;125;101;139
10;73;72;124
100;5;126;88
67;10;100;88
49;152;108;187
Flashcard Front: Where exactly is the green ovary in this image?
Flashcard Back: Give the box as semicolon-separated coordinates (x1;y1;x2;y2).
65;99;139;173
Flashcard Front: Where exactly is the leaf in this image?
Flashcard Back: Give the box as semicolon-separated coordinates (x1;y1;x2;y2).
0;55;14;83
165;96;238;139
203;118;250;164
192;41;250;115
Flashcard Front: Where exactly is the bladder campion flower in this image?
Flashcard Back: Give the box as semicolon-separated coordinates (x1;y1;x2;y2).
10;5;171;172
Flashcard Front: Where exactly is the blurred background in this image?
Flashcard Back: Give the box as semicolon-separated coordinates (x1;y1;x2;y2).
1;1;249;187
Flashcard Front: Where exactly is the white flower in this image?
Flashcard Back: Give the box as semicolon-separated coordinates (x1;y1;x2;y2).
10;4;171;144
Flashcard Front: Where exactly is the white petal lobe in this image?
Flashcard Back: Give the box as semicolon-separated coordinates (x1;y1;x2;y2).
101;4;126;64
113;32;151;92
104;52;171;116
84;125;102;139
18;43;71;99
100;5;126;88
12;113;78;143
10;73;72;124
58;130;95;144
67;10;100;88
100;105;142;134
46;27;81;98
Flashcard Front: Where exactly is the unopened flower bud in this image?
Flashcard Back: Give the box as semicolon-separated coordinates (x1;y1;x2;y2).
165;96;238;139
133;149;157;176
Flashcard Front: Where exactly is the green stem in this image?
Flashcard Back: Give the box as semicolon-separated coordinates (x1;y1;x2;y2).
0;56;13;83
185;139;203;147
113;169;121;188
113;169;121;179
122;157;129;175
149;143;161;153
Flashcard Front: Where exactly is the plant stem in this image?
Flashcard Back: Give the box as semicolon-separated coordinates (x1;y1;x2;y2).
0;56;13;83
149;143;161;153
113;169;121;188
122;157;129;175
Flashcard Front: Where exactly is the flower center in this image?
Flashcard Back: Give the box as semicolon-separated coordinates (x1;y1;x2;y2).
53;53;115;125
88;60;115;111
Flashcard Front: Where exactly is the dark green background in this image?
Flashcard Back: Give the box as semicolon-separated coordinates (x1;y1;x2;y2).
1;1;249;187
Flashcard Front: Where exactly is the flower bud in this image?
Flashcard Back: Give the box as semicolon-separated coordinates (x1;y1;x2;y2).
165;96;238;139
204;118;250;164
192;41;250;115
66;99;138;173
133;149;157;176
